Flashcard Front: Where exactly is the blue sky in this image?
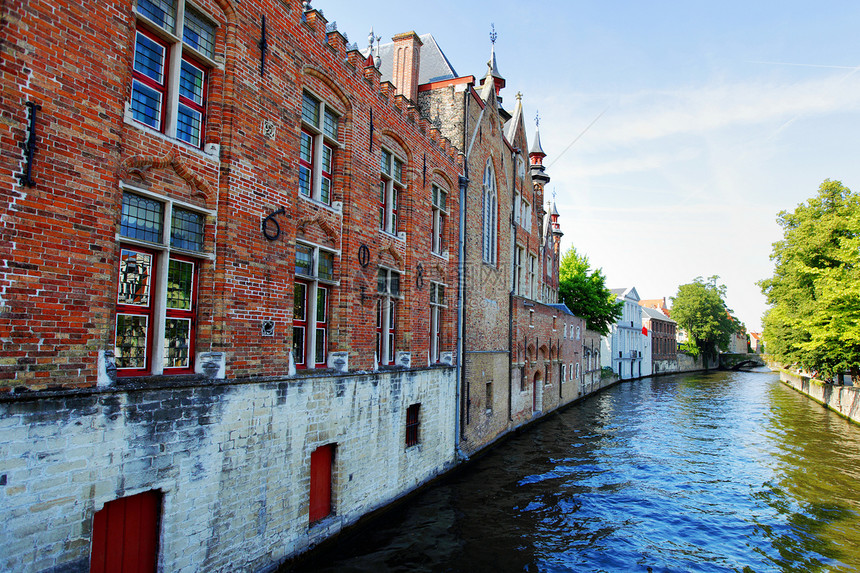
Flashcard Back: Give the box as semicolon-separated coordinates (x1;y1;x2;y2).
317;0;860;331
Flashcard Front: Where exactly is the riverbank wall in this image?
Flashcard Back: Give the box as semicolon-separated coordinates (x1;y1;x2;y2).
778;369;860;425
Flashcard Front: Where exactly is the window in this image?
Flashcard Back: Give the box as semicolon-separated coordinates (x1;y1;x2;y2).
482;159;497;264
485;382;493;413
405;403;420;447
116;191;207;376
309;444;335;523
90;490;161;573
131;0;217;148
300;91;339;204
576;325;581;340
293;242;336;369
562;364;567;382
377;267;401;365
379;149;404;235
513;246;524;295
528;255;537;299
519;198;531;232
431;184;448;255
429;282;446;363
563;324;568;339
576;362;581;379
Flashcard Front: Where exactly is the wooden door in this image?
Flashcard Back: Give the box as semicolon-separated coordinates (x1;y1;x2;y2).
91;490;160;573
309;444;334;523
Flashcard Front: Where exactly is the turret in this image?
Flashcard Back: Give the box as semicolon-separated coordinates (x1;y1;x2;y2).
529;113;550;185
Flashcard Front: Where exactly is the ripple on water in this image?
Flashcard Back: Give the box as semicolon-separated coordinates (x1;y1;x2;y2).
293;371;860;573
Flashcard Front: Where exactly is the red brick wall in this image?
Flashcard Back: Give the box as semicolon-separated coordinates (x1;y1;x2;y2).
0;0;461;389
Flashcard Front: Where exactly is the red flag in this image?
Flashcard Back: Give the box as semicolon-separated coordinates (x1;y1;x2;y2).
641;326;648;336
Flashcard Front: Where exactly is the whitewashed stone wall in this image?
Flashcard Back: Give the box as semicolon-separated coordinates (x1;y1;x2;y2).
0;368;457;572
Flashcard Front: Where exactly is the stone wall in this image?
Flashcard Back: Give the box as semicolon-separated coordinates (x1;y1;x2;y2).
779;370;860;425
0;368;456;572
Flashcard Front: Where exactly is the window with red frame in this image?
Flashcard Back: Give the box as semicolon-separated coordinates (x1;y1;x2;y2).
429;282;446;363
405;404;420;447
299;92;339;204
115;191;206;376
131;0;216;148
293;242;335;369
376;268;400;365
379;149;404;235
431;184;447;255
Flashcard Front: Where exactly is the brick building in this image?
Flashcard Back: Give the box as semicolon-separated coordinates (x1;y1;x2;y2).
641;305;678;373
1;1;592;570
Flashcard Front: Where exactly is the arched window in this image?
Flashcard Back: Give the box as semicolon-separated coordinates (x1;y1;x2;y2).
482;159;497;264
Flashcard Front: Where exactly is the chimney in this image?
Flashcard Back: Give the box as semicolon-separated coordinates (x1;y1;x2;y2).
391;32;422;103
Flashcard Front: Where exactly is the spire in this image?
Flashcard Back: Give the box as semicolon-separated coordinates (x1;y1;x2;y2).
530;111;550;184
529;111;546;162
480;24;506;96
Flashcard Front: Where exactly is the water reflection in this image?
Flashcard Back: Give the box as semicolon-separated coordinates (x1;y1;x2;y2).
289;371;860;573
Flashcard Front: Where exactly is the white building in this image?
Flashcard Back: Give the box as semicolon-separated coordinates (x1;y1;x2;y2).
602;287;647;379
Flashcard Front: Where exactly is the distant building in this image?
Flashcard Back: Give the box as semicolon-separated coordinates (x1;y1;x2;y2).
750;332;763;353
641;306;678;373
639;297;671;318
602;287;646;379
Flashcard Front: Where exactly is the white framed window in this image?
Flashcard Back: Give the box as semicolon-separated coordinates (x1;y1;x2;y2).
513;246;524;295
429;282;446;363
431;184;448;255
576;325;581;340
528;254;537;299
379;149;404;235
293;242;337;369
115;188;212;376
519;198;531;232
562;364;567;382
377;267;402;365
482;159;497;264
131;0;219;148
300;91;339;204
563;324;568;339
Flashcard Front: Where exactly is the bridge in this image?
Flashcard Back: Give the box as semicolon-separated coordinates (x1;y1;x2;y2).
719;353;767;371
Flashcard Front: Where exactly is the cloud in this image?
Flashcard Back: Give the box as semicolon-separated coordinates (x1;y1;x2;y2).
540;70;860;153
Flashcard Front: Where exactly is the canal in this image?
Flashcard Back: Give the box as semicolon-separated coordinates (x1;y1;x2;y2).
293;370;860;572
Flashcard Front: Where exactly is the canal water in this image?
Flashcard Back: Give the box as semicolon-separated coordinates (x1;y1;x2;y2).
294;370;860;572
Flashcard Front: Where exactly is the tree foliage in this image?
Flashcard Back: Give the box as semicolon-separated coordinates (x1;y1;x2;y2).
558;247;622;336
671;276;735;363
758;179;860;381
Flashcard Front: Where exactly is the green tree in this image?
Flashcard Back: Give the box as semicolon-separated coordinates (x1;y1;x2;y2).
671;276;735;365
558;247;622;336
759;179;860;382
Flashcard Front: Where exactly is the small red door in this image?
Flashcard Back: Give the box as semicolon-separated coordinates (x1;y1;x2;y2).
309;444;334;523
91;490;160;573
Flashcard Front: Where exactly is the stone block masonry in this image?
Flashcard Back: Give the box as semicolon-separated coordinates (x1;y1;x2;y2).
779;369;860;425
0;368;456;572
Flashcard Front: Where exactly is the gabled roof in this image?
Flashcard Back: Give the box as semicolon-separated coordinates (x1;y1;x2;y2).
610;287;640;302
641;306;675;323
366;33;458;85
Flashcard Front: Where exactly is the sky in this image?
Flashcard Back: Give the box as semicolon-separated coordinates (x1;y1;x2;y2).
316;0;860;332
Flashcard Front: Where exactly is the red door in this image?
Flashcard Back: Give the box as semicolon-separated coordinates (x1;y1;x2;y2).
91;490;160;573
309;444;334;523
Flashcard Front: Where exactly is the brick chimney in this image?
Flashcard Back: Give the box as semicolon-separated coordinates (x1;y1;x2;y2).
391;32;422;103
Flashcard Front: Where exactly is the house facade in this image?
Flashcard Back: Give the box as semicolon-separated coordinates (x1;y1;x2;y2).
641;306;678;374
2;2;464;570
602;287;646;379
